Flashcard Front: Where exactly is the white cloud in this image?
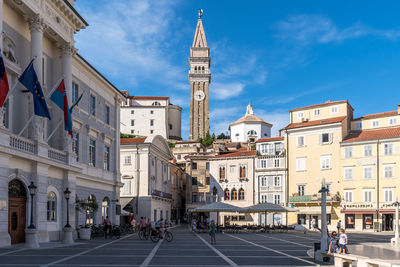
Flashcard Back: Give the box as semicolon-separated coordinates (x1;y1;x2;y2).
212;82;245;100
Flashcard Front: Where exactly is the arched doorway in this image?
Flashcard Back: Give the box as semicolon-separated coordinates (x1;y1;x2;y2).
102;197;110;220
8;179;27;244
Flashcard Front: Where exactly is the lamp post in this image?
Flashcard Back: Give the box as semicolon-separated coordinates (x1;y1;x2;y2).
27;182;37;229
64;188;71;228
391;198;400;247
319;178;329;253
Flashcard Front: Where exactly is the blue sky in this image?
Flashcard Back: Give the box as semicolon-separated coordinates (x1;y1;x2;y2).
74;0;400;140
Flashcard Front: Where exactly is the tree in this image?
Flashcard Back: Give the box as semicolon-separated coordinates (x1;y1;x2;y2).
200;131;215;147
217;133;230;139
120;133;136;138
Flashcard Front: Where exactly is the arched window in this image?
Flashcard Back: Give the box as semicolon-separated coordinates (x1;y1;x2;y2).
47;192;57;221
152;101;161;106
247;130;257;136
102;197;110;220
86;194;97;225
231;188;238;200
238;188;245;200
224;189;230;200
194;66;197;71
212;187;218;196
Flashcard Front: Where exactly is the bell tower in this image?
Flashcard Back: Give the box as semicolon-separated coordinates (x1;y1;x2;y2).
189;9;210;140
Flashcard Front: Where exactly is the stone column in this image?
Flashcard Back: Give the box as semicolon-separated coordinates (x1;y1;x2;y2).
32;163;49;243
28;15;45;142
0;154;11;247
0;0;4;128
63;172;76;243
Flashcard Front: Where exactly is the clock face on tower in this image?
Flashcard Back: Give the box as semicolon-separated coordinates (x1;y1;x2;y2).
194;90;205;101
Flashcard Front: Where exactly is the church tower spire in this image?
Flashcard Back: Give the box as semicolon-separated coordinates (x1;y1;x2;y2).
189;9;211;140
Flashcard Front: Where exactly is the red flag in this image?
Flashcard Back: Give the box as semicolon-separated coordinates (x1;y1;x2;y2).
0;53;10;107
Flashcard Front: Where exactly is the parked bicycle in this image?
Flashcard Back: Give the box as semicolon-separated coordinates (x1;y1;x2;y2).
150;227;173;242
138;228;149;240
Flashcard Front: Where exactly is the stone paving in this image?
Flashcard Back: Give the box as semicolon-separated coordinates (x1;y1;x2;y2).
0;226;395;267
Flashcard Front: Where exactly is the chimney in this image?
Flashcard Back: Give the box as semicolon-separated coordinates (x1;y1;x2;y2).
398;104;400;115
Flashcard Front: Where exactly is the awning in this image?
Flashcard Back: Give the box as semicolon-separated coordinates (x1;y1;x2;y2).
193;202;246;213
246;203;297;213
298;206;332;215
120;197;134;209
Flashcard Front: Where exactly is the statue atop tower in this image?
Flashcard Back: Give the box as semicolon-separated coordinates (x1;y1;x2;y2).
189;10;211;140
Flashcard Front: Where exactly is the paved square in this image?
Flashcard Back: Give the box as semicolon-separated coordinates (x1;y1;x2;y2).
0;226;394;267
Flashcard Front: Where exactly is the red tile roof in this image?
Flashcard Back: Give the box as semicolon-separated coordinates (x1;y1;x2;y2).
343;126;400;142
256;136;284;143
284;116;347;130
131;96;169;100
213;149;256;159
289;100;353;112
120;137;147;144
353;111;397;121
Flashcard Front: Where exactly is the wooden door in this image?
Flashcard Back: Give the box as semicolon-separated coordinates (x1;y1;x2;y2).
8;197;26;244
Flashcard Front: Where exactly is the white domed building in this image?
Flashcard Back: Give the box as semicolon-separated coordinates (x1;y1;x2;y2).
229;105;272;143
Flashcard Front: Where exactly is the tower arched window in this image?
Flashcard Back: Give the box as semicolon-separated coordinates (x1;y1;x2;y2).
247;130;257;136
47;192;57;221
231;188;238;200
152;101;161;106
224;188;230;200
194;66;197;72
238;188;245;200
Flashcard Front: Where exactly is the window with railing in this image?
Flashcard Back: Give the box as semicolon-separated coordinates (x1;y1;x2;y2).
239;166;246;179
219;167;226;180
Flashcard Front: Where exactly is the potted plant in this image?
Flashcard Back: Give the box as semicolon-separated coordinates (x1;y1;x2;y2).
76;197;98;240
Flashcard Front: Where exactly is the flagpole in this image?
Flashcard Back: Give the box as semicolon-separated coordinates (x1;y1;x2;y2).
17;114;34;136
46;120;63;142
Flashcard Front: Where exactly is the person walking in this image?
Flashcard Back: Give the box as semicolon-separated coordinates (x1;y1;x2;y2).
209;220;216;245
102;216;111;239
146;218;151;238
337;220;341;232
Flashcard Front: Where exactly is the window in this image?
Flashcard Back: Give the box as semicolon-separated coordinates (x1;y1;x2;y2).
192;193;198;203
224;189;230;200
261;177;267;187
364;145;372;157
260;160;266;168
131;120;135;126
219;167;226;179
192;177;197;186
363;189;373;202
47;192;57;221
355;121;362;130
384;188;394;202
298;185;305;196
389;118;397;125
274;176;280;186
169;124;173;130
206;162;210;170
238;188;245;200
247;130;257;136
297;111;304;118
89;139;96;166
363;166;373;179
72;132;79;161
320;133;332;144
150;110;154;114
230;165;235;173
123;179;131;195
152;101;161;106
274;159;280;168
344;167;354;180
297;136;305;147
130;110;134;114
344;190;353;203
320;155;331;170
2;100;8;128
192;162;197;170
331;106;338;114
231;188;238;200
274;194;280;205
384;165;393;178
124;155;131;165
131;130;135;134
296;157;306;171
150;119;154;126
314;109;320;116
344;147;353;159
105;106;110;125
72;82;79;103
384;143;393;155
104;146;110;171
239;166;246;178
205;176;210;185
297;214;306;225
90;95;96;116
372;120;380;128
261;144;268;153
261;194;267;203
150;130;154;134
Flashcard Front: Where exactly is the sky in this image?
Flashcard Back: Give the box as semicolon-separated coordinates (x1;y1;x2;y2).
74;0;400;140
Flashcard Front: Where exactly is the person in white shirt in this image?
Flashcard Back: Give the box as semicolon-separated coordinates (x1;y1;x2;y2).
338;228;348;253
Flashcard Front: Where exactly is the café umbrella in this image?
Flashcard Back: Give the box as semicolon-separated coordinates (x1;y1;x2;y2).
245;203;298;226
193;202;246;225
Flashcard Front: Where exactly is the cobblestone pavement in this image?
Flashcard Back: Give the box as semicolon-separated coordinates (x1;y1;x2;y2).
0;226;394;267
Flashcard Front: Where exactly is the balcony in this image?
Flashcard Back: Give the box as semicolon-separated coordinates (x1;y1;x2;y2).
289;195;312;203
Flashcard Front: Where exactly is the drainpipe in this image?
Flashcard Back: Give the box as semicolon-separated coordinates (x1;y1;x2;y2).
285;129;289;226
376;140;380;231
135;144;140;214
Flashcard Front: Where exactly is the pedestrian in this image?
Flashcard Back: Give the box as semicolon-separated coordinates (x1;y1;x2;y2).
338;228;348;254
139;217;146;233
209;220;216;245
102;216;111;239
146;218;151;237
337;220;341;232
192;219;197;233
327;231;338;255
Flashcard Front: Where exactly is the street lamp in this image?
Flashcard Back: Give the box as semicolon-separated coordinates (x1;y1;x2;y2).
63;188;71;228
318;178;329;253
391;198;400;246
27;182;37;229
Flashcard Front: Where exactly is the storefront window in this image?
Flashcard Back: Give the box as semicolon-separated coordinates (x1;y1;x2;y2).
363;214;374;230
345;214;355;229
297;214;306;224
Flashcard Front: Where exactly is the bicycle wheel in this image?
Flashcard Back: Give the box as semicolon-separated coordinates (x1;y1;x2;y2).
150;233;160;243
165;231;173;242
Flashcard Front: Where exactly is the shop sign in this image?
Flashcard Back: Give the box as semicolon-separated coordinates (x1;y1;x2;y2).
342;202;396;210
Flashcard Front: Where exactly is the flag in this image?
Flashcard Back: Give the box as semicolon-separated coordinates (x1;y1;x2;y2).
0;52;10;107
50;79;72;137
18;60;51;119
69;91;84;112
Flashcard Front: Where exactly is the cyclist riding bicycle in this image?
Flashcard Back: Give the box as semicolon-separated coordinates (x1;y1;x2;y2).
155;218;164;238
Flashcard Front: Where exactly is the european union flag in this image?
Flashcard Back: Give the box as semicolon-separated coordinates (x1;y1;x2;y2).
18;60;51;120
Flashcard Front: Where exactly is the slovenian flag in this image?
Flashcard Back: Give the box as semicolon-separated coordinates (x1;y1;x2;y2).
50;79;72;137
0;52;10;107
